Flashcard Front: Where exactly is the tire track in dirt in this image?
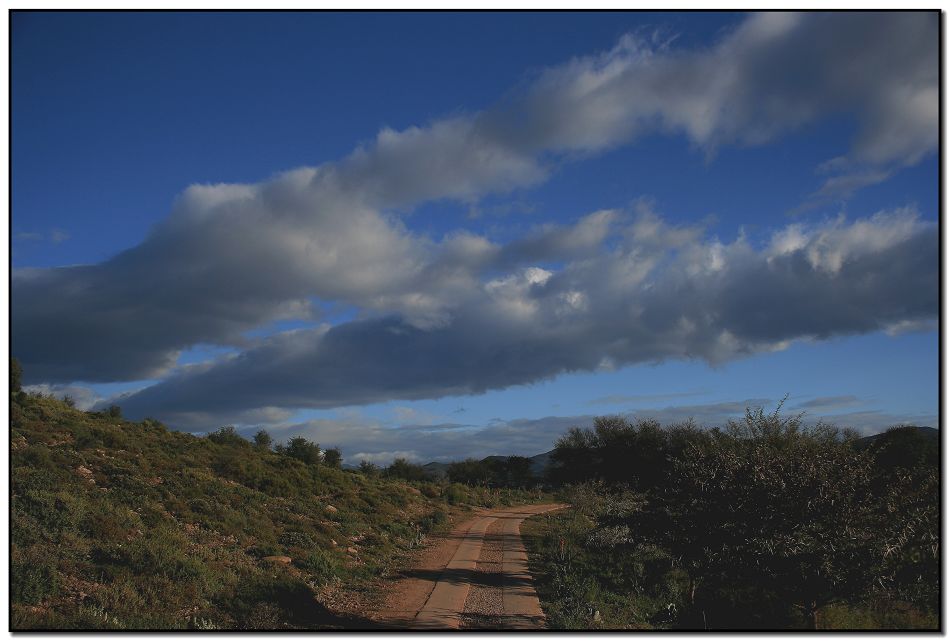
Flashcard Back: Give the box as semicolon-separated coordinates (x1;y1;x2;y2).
372;503;565;630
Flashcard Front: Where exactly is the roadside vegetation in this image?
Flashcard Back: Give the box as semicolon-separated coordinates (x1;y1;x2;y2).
10;360;546;630
523;407;938;630
12;351;935;631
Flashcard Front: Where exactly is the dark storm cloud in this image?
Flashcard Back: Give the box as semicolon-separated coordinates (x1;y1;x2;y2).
114;209;937;421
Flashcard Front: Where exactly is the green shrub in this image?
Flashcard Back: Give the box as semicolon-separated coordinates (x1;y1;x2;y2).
253;429;273;450
420;483;441;498
282;437;321;465
420;508;448;534
188;498;213;515
294;548;339;583
445;483;467;505
358;460;380;476
12;557;59;605
207;426;246;447
279;531;315;548
83;506;141;542
18;489;85;536
322;448;342;468
385;458;426;481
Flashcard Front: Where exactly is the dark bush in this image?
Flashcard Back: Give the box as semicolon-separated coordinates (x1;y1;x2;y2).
279;531;315;548
322;447;342;469
207;426;247;447
358;460;380;476
282;437;321;465
253;430;273;450
445;483;467;505
385;458;426;481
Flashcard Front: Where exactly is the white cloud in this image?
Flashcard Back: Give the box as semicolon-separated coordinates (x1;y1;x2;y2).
113;207;936;421
12;12;938;428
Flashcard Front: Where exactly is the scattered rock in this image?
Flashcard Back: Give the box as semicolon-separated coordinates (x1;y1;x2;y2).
262;556;292;565
346;547;358;555
76;466;95;484
407;487;422;496
326;505;338;513
330;539;337;547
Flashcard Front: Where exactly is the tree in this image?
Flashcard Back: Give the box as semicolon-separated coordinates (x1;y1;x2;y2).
547;416;678;490
598;416;669;488
358;460;380;476
323;447;342;469
504;456;534;487
547;426;599;485
447;458;492;485
284;437;321;465
667;407;892;628
207;425;246;446
253;429;273;450
385;458;426;482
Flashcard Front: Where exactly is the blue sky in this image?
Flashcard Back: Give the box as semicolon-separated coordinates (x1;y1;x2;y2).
12;11;938;462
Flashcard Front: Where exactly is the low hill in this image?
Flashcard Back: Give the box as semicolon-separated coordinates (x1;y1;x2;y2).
857;425;937;445
855;425;939;471
527;450;553;477
421;461;450;480
10;394;537;630
420;450;554;482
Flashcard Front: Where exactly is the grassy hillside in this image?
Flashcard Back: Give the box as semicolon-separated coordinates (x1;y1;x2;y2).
10;393;540;630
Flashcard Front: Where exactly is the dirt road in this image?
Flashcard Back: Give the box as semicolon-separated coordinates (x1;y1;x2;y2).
372;503;565;630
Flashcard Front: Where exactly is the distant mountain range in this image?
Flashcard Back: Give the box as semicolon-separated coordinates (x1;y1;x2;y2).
347;426;937;476
418;450;554;480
